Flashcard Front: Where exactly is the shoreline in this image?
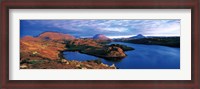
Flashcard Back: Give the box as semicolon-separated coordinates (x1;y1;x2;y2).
114;41;180;48
63;50;126;61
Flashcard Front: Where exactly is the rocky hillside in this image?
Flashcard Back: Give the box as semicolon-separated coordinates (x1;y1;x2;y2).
20;32;116;69
20;36;66;60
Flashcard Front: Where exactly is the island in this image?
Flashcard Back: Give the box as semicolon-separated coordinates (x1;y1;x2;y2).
65;39;134;60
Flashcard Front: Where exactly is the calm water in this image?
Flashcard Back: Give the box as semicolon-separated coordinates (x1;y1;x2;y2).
63;42;180;69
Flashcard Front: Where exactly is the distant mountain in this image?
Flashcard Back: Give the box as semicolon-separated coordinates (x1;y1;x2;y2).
93;34;110;40
131;34;145;39
38;32;75;40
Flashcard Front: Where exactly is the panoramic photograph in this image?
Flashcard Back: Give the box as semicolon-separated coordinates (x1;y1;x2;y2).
20;20;180;69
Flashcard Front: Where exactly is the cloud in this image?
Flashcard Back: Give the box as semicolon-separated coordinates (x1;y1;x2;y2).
21;19;180;37
140;20;180;36
97;27;128;32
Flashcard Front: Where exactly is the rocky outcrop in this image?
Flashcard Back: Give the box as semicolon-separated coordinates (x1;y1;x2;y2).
39;32;75;40
105;46;126;57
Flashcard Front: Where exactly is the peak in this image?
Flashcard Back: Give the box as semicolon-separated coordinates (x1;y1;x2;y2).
39;32;75;40
93;34;110;40
131;34;145;39
137;34;143;36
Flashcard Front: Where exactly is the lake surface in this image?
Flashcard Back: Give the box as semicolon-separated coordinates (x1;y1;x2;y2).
63;42;180;69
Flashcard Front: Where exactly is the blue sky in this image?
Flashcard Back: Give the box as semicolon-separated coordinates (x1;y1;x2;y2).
20;20;180;38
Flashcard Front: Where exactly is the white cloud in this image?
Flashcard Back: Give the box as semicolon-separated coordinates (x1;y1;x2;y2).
98;27;128;32
143;21;180;36
24;20;180;36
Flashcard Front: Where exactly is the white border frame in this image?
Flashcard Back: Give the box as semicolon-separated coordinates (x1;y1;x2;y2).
9;9;191;80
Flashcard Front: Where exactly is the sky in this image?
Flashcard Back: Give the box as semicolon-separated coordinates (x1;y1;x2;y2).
20;20;180;38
